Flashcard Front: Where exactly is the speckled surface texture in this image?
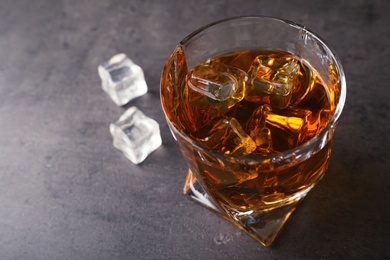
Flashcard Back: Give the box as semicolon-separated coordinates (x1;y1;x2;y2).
0;0;389;259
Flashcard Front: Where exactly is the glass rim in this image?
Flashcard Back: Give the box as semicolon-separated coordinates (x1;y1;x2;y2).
163;15;347;164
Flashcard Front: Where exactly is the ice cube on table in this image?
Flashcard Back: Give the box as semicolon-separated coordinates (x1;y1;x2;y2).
196;117;256;156
246;54;300;109
110;107;162;164
98;53;148;106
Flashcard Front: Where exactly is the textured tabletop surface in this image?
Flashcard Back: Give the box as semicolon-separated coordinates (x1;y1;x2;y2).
0;0;389;259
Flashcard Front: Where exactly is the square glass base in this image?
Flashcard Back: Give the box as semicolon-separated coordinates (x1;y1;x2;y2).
183;169;308;247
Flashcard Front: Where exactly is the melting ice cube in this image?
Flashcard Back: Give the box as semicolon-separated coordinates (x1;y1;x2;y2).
188;61;246;103
196;117;256;156
264;106;312;150
246;105;267;140
245;105;274;155
184;62;246;132
110;107;162;164
98;53;148;106
246;54;300;109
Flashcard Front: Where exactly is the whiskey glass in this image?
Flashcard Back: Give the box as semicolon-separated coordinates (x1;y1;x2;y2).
160;16;346;246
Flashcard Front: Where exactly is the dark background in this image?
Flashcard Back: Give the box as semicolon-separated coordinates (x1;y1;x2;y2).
0;0;389;259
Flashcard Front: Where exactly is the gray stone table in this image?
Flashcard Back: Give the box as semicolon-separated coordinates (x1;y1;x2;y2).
0;0;389;259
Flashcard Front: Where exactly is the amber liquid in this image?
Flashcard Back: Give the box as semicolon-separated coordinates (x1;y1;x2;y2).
161;48;335;212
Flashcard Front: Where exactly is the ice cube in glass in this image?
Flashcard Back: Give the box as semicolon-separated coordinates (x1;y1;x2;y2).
196;117;256;156
184;62;246;132
246;54;300;109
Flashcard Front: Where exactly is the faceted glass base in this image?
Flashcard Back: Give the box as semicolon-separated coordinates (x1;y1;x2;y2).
183;169;308;247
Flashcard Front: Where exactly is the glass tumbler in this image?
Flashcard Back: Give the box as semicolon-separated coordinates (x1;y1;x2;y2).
160;16;346;246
